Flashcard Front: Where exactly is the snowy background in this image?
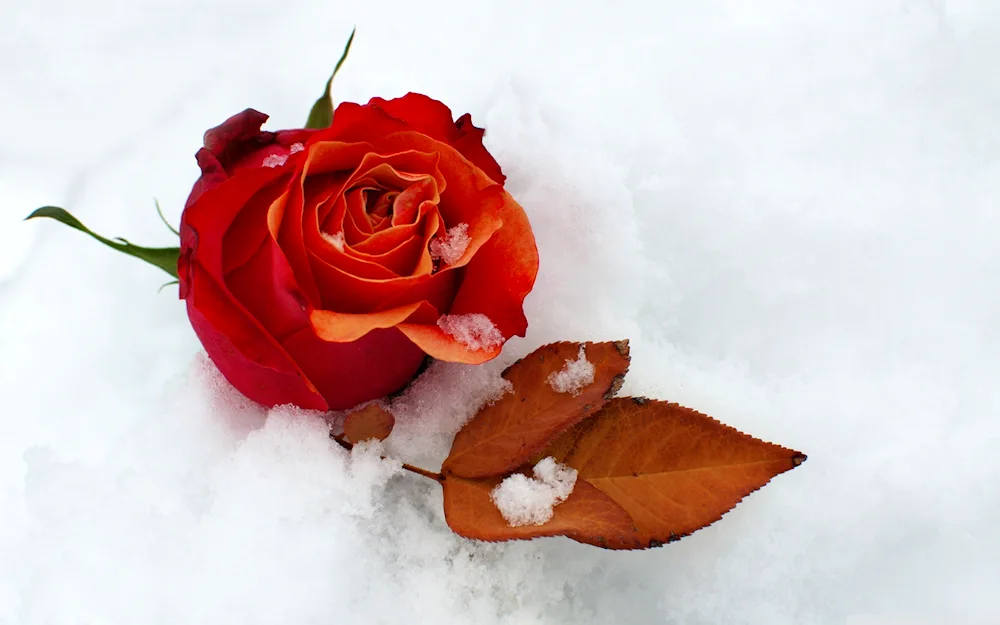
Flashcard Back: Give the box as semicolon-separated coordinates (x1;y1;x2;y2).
2;1;999;623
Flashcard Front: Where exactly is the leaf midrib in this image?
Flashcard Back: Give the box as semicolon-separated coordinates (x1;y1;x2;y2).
580;455;796;481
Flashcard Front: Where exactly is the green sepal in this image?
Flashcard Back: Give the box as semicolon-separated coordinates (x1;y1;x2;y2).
155;199;180;236
25;206;180;279
305;27;356;129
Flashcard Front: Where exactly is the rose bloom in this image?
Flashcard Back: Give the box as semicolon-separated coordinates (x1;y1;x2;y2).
178;94;538;411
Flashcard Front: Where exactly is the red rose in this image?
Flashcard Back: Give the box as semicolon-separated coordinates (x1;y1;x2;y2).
178;93;538;411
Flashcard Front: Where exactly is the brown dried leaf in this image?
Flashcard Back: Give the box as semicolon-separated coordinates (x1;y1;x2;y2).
441;473;641;549
543;398;806;548
442;341;631;479
343;404;395;443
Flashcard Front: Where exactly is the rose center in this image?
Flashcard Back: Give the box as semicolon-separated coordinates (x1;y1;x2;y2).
363;188;398;222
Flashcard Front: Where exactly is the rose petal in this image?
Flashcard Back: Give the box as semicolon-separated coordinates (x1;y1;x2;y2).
346;186;377;235
326;196;444;279
303;146;445;250
281;325;427;411
356;230;433;276
302;148;450;279
186;263;327;410
270;145;383;306
373;264;459;313
183;164;287;280
395;322;501;365
222;181;288;275
350;200;441;256
364;93;506;185
355;208;441;277
203;108;271;163
368;213;391;232
179;157;328;407
295;142;387;236
372;131;538;339
185;148;230;210
310;300;438;343
368;191;395;222
340;197;370;247
368;95;458;147
311;206;436;278
271;186;322;306
226;235;312;341
451;112;506;186
389;176;439;226
307;246;397;281
201;109;316;179
371;132;491;221
445;187;537;339
273;128;316;152
325;102;411;142
368;132;506;270
432;190;503;269
310;256;459;314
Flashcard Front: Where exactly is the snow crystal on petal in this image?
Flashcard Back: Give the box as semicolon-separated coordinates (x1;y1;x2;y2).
429;223;471;266
491;457;578;527
437;313;504;351
262;153;288;168
546;345;595;395
290;142;305;154
322;231;345;251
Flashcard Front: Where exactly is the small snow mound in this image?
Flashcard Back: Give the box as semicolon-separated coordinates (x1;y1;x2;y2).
322;231;345;251
438;313;504;351
348;439;403;489
289;142;305;154
488;378;514;405
262;153;288;168
491;457;578;527
546;346;595;395
384;359;513;470
429;223;471;265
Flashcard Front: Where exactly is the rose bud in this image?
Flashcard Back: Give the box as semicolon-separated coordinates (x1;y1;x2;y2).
178;93;538;411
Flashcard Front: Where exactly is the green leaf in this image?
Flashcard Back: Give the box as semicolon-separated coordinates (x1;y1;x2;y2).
25;206;180;278
305;27;356;129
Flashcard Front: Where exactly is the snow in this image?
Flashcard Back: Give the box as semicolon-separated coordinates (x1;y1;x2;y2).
381;360;513;472
437;313;504;351
547;345;595;395
3;1;1000;624
261;153;288;168
322;230;345;251
289;142;305;154
429;222;470;265
492;457;578;526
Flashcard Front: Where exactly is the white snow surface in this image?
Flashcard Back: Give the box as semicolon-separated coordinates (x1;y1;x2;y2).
492;457;579;527
547;345;596;395
2;1;999;623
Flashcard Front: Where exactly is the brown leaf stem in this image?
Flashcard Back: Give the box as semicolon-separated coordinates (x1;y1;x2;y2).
330;432;442;482
401;462;444;482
